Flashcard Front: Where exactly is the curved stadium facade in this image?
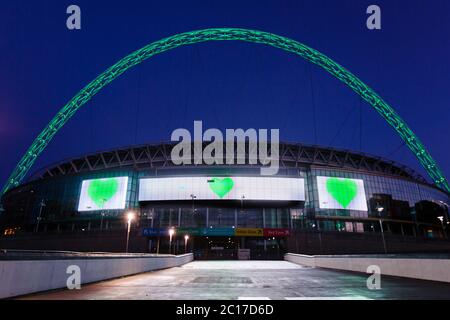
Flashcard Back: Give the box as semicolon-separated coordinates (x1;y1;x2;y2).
1;142;449;259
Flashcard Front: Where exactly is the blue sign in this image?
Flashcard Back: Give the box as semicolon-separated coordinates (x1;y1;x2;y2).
201;227;235;237
142;228;169;236
143;227;235;237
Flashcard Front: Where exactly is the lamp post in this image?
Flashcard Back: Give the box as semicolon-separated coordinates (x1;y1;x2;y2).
184;234;189;253
376;204;387;254
35;199;46;233
190;194;196;213
169;227;175;254
438;201;449;237
100;212;106;230
240;195;245;212
125;211;135;253
100;198;107;230
437;216;446;239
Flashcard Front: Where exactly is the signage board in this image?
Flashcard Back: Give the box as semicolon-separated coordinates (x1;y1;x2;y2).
139;176;305;201
142;228;169;236
316;176;368;211
142;227;291;238
177;227;235;237
235;228;264;237
263;228;290;237
78;176;128;212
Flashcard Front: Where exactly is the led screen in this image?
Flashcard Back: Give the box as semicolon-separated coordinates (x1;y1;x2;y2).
78;177;128;211
317;176;368;211
139;176;305;201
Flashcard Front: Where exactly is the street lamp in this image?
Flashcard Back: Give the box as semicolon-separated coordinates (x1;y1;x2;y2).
125;211;135;253
169;227;175;254
437;216;447;239
100;198;107;230
35;199;46;233
100;211;106;230
184;234;190;253
190;194;196;213
376;204;387;254
438;201;450;226
240;195;245;212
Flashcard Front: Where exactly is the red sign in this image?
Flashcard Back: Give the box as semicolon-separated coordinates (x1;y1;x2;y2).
263;228;290;237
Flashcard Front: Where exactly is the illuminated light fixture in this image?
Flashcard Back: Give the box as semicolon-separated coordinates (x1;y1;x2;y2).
184;234;190;253
168;227;176;254
375;203;387;253
125;211;136;253
127;211;135;223
437;216;447;239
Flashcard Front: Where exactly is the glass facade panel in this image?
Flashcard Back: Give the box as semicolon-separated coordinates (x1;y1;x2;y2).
208;208;235;228
1;163;449;237
181;207;207;228
307;168;449;228
237;208;264;228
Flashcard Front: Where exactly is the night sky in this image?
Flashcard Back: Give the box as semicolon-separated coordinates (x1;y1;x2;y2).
0;0;449;187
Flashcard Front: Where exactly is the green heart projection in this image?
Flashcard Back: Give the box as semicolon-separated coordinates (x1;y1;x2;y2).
78;176;128;212
208;177;234;198
87;178;119;208
325;178;358;209
138;176;305;202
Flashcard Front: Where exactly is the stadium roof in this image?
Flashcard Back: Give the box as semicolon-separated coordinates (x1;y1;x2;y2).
29;142;427;184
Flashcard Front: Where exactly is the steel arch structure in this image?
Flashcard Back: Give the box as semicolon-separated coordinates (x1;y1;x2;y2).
2;28;448;194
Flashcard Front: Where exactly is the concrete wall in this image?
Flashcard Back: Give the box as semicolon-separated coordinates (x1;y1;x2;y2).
285;253;450;283
0;253;193;299
0;230;151;253
287;231;450;255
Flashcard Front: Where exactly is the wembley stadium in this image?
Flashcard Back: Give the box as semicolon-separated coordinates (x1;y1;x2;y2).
0;142;449;259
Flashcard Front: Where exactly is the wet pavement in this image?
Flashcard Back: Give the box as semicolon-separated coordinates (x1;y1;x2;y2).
21;260;450;300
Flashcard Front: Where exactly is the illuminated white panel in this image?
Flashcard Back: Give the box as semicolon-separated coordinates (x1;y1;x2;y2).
317;176;368;211
78;177;128;212
139;176;305;201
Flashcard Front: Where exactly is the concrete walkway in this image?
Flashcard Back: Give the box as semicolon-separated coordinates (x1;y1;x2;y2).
181;260;302;269
21;260;450;300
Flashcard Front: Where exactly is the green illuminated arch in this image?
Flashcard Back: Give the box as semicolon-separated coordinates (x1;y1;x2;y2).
2;28;448;194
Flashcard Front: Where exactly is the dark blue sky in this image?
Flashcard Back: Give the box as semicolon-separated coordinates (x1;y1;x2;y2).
0;0;449;187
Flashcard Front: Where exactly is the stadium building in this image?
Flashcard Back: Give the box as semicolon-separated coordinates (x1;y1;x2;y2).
1;142;449;259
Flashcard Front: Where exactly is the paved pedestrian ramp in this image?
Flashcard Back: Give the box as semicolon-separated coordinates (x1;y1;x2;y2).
20;259;450;300
181;260;303;270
